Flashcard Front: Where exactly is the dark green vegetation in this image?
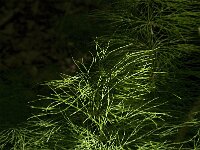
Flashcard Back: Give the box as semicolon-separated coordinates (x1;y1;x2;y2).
0;0;200;149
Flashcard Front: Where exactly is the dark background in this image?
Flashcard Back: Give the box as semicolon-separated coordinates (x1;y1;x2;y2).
0;0;106;129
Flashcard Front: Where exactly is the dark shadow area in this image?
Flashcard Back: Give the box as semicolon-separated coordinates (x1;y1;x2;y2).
0;0;104;130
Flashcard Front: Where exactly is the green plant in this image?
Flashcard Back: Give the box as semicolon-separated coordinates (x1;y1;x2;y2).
0;0;200;149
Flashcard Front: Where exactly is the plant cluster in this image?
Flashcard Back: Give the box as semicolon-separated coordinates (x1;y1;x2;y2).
0;0;200;149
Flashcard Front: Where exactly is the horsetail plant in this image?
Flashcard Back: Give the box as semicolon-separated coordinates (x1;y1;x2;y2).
0;0;200;149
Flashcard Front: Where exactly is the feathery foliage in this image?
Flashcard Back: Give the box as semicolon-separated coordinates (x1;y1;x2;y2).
0;0;200;149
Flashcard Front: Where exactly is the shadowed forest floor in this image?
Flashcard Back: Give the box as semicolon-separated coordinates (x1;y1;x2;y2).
0;0;104;130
